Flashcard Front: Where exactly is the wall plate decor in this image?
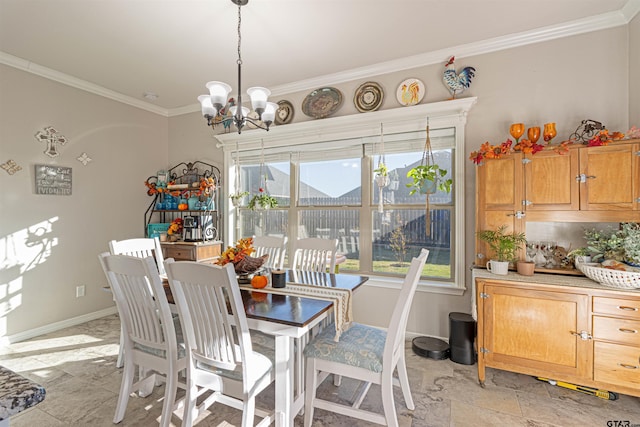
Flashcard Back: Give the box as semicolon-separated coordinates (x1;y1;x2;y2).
396;78;425;106
275;100;294;125
34;164;72;195
302;87;343;119
76;152;92;166
35;126;68;158
246;111;263;129
1;160;22;175
354;81;384;112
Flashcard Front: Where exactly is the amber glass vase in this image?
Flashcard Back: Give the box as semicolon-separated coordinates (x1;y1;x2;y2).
543;122;557;143
527;127;541;144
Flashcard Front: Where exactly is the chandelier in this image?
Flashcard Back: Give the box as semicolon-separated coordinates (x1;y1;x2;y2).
198;0;277;134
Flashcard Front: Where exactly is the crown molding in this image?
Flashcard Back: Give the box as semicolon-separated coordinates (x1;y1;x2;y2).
2;3;636;118
0;51;169;116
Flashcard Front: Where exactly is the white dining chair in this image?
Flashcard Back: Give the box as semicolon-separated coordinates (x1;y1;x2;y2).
109;237;167;368
291;237;338;273
98;253;186;427
303;249;429;427
252;235;287;270
164;259;275;427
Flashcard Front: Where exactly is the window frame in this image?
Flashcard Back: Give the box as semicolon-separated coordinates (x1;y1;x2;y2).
217;98;476;293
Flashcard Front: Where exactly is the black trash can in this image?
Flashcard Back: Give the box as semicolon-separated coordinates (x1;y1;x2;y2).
449;312;476;365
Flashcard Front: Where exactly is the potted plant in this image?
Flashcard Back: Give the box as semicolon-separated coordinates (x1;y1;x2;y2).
406;164;452;195
477;225;527;275
584;223;640;266
374;162;389;187
229;191;249;207
248;189;278;210
567;247;592;267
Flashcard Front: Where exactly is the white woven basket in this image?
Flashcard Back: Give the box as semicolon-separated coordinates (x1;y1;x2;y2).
577;262;640;289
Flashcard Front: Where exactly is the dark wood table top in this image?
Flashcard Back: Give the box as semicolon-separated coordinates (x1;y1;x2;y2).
163;269;368;328
242;270;369;327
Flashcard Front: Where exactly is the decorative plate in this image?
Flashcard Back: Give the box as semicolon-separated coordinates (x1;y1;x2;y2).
396;78;425;106
275;100;294;125
354;81;384;112
246;111;262;129
302;87;343;119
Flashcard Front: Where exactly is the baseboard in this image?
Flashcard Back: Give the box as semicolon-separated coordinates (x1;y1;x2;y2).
1;306;118;345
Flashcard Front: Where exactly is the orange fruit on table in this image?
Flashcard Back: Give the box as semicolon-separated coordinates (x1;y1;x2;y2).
251;275;268;289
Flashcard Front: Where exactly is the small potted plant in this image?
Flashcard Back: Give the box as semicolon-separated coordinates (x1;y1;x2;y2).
229;191;249;208
567;247;592;267
374;162;389;187
477;225;527;275
248;188;278;210
406;164;452;195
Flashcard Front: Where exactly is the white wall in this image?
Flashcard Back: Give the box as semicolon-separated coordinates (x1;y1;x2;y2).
0;64;168;338
170;26;632;339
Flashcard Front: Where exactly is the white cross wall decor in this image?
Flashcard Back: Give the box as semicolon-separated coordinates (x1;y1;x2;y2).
35;126;68;158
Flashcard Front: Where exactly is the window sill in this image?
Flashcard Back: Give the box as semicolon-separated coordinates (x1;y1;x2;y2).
362;274;466;296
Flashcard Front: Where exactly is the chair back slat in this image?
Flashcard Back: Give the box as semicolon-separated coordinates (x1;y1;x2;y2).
109;237;166;276
253;235;287;270
99;253;174;352
384;249;429;366
165;261;253;372
292;237;338;272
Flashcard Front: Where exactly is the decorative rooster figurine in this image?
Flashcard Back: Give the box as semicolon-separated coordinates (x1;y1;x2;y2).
221;98;235;133
443;56;475;99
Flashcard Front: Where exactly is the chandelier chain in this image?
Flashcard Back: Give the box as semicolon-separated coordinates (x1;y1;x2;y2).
237;3;242;66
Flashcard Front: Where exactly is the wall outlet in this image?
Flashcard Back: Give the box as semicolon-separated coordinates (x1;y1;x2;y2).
76;285;85;298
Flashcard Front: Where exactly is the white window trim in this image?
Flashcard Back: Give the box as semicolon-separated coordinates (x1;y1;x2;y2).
216;97;476;291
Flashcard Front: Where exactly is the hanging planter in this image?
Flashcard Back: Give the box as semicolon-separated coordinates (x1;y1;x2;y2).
406;119;452;236
248;140;278;211
374;124;388;213
229;143;248;207
229;191;249;207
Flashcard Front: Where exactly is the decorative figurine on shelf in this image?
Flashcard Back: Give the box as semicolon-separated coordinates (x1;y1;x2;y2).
443;56;476;99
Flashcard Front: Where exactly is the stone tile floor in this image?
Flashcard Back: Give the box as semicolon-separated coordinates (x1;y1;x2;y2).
1;314;639;426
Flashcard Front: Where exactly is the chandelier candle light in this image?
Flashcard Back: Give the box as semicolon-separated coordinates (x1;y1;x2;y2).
197;0;277;134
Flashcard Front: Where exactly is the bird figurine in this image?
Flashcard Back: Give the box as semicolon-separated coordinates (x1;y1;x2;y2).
443;56;475;99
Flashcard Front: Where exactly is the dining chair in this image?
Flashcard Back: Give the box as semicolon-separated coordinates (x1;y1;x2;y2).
98;253;186;427
291;237;339;273
109;237;167;368
252;235;287;270
303;249;429;427
164;259;275;427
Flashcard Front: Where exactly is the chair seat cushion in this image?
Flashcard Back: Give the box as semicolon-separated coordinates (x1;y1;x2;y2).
303;322;386;373
196;342;274;382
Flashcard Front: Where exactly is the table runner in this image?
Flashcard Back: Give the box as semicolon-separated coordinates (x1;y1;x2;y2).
239;282;353;341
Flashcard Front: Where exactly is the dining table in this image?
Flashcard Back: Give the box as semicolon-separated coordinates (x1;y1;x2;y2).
165;269;368;427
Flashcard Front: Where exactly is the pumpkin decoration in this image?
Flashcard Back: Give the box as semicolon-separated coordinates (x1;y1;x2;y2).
178;203;188;211
251;274;268;289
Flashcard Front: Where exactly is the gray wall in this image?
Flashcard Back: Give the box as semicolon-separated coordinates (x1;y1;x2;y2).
0;64;168;337
0;23;635;340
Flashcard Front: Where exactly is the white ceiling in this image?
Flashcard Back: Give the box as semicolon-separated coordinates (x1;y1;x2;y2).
1;0;638;115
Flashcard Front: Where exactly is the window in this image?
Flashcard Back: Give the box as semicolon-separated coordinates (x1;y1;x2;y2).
219;99;475;290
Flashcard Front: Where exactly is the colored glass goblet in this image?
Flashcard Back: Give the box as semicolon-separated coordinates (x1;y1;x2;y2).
509;123;525;142
527;127;541;144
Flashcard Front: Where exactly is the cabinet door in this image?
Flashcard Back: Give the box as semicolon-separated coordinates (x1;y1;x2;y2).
480;283;591;378
579;143;640;211
475;154;525;262
524;149;579;211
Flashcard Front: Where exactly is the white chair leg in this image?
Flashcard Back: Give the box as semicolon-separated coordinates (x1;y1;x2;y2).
381;374;399;427
396;355;414;410
116;324;124;368
114;360;135;423
304;358;318;427
242;395;256;427
159;369;177;427
183;379;198;427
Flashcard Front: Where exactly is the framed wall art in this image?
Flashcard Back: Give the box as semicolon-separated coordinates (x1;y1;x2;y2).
34;164;72;195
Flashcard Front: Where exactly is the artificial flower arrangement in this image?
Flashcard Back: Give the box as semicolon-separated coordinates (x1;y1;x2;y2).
167;218;183;236
469;123;633;165
215;237;269;275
